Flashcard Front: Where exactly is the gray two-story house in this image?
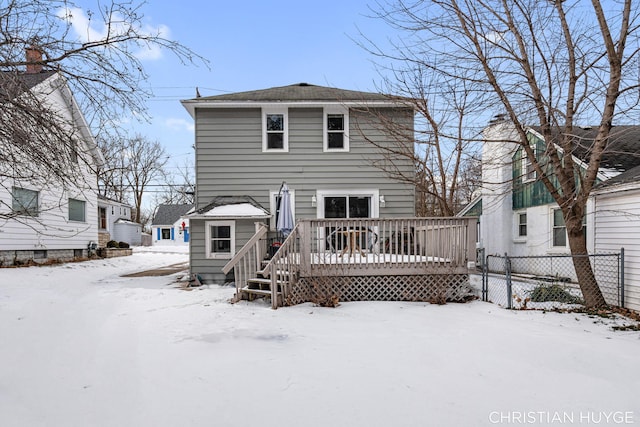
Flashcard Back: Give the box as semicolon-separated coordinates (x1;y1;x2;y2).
181;83;416;284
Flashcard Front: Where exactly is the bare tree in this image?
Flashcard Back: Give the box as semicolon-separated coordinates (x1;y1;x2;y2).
122;135;168;223
353;65;484;216
154;158;195;205
367;0;640;307
0;0;206;216
96;135;128;203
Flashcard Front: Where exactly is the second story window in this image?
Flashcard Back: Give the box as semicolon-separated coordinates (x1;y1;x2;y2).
262;108;288;152
324;107;349;152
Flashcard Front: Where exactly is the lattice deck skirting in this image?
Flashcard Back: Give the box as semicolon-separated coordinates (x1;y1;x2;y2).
285;274;473;306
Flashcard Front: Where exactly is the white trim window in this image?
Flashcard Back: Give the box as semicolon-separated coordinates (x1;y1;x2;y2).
12;187;39;216
262;108;288;152
269;189;296;231
551;208;567;247
316;189;380;219
68;198;86;222
205;220;235;259
323;107;349;152
516;212;527;238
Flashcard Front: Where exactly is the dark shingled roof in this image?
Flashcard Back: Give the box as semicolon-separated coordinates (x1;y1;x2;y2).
193;196;267;215
0;71;57;98
152;204;193;226
597;164;640;188
531;125;640;172
190;83;394;103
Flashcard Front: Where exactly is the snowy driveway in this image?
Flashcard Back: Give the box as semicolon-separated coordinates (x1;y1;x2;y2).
0;247;639;427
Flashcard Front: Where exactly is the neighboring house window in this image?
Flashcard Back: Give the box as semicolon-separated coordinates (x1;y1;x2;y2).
206;221;235;259
262;108;288;152
517;212;527;237
68;198;86;222
161;228;172;240
522;144;537;182
99;207;107;229
323;107;349;152
270;190;296;231
12;187;39;216
552;208;567;247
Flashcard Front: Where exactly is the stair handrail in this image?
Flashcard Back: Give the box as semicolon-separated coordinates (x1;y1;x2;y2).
262;223;300;308
222;223;268;275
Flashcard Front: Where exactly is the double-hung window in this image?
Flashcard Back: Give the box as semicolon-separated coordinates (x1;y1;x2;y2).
206;221;235;259
12;187;39;216
68;198;86;222
323;107;349;152
262;108;288;152
517;212;527;237
552;208;567;247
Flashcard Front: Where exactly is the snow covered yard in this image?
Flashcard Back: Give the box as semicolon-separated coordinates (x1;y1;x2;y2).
1;248;639;427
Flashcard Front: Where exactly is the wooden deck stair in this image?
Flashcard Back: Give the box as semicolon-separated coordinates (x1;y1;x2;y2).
240;267;285;301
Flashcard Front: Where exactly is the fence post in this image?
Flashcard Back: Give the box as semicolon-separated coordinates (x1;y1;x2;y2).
505;253;512;309
620;248;625;308
481;248;487;302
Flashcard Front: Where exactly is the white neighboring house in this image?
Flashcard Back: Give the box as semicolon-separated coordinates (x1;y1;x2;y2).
97;195;143;246
468;119;640;311
591;165;640;312
0;57;103;265
151;204;193;246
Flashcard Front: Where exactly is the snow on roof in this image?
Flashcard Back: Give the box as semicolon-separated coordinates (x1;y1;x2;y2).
200;203;269;217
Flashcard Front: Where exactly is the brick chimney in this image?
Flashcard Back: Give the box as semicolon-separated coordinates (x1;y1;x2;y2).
25;46;43;74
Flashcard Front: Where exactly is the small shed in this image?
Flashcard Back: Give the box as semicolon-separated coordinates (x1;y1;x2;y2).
151;204;194;246
113;219;143;246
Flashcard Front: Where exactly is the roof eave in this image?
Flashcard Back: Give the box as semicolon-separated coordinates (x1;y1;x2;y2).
180;99;408;118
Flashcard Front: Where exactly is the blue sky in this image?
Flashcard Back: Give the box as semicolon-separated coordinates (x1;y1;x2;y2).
74;0;393;168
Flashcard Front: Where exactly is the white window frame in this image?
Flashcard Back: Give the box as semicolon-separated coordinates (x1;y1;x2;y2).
160;228;172;240
550;208;568;249
262;107;289;152
315;189;380;219
68;198;86;222
323;107;349;152
205;220;235;259
269;189;296;231
514;211;527;241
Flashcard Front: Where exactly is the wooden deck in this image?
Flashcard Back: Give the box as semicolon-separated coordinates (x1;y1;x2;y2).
223;217;478;308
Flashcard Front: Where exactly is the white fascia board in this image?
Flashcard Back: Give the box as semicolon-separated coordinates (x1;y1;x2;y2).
180;100;403;118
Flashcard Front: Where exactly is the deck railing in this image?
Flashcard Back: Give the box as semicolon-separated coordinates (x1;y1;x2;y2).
261;225;301;308
227;217;477;307
222;222;268;297
296;217;477;276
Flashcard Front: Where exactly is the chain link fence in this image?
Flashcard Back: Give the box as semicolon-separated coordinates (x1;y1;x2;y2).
477;249;624;310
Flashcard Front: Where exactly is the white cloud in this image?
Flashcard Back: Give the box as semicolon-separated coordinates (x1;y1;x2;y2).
57;7;169;61
165;118;194;133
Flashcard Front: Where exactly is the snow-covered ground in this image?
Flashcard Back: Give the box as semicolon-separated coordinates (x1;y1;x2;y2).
1;248;639;427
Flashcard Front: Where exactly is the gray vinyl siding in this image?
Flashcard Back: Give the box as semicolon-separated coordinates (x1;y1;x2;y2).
190;218;262;283
191;106;415;282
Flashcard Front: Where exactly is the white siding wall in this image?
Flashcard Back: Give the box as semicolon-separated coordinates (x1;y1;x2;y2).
593;188;640;312
0;78;99;252
0;177;98;251
481;122;518;255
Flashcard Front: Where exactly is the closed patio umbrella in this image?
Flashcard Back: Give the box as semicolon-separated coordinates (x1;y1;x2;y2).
276;182;294;238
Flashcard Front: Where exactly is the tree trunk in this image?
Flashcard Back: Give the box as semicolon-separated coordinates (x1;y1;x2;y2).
566;222;607;308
